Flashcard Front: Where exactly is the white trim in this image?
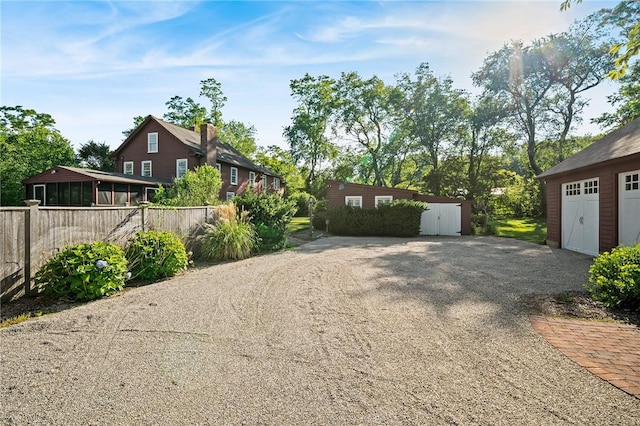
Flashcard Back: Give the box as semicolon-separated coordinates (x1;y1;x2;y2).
226;191;235;201
141;160;152;177
147;132;158;153
230;167;238;185
262;174;267;190
375;195;393;207
176;158;188;178
215;163;221;173
33;184;46;206
274;177;280;190
249;171;256;188
145;187;157;202
345;196;362;208
123;161;134;175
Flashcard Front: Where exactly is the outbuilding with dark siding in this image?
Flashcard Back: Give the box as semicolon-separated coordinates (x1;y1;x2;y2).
538;117;640;256
325;180;472;236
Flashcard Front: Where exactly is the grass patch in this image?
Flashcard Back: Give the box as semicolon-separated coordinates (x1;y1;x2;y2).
0;311;45;328
287;217;310;233
491;217;547;244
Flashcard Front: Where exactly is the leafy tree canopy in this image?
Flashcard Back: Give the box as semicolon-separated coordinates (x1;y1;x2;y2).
76;140;115;172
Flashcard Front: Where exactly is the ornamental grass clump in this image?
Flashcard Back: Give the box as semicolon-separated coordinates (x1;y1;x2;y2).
587;244;640;310
197;203;257;260
35;242;129;301
125;230;189;280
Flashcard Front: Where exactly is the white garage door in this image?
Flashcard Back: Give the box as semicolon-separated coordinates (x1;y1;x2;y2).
619;170;640;246
562;178;599;256
420;203;461;236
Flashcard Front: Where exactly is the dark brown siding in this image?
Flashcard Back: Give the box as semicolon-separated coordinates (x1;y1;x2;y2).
114;121;198;181
542;153;640;253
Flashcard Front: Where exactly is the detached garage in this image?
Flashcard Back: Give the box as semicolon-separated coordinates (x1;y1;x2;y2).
325;180;472;236
538;117;640;256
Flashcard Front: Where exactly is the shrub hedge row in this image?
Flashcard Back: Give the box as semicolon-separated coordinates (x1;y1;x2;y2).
315;200;427;237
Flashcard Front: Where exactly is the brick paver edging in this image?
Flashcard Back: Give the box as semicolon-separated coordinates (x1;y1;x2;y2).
530;316;640;399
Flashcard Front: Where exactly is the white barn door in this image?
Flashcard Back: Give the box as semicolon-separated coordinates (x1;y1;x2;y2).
420;203;461;236
619;170;640;246
562;178;599;256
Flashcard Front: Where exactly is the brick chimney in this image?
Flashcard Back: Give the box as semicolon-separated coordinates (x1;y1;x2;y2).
200;123;218;166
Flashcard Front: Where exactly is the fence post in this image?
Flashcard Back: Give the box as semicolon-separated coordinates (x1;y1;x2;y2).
23;199;40;297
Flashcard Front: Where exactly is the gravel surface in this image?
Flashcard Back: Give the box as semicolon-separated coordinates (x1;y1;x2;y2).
1;236;639;425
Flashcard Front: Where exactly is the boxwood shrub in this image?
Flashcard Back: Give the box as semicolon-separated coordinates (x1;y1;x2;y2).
587;244;640;310
35;241;128;301
322;200;427;237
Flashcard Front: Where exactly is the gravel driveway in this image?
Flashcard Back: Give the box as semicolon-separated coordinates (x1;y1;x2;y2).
1;236;639;425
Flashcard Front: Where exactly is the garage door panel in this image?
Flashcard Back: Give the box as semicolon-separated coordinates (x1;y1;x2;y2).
620;170;640;246
420;204;461;236
562;178;599;256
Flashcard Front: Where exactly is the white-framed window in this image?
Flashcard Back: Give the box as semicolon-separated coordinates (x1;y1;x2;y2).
230;167;238;185
565;182;581;196
226;191;235;201
147;132;158;153
375;195;393;207
141;160;152;177
624;173;639;191
123;161;134;175
145;187;157;202
215;163;221;173
345;196;362;208
176;159;188;179
262;175;268;190
274;177;280;190
249;171;256;188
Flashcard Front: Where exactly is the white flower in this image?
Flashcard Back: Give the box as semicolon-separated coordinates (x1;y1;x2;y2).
125;272;132;280
95;260;108;269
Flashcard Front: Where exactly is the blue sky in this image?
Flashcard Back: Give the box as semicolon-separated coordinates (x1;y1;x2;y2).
1;0;620;151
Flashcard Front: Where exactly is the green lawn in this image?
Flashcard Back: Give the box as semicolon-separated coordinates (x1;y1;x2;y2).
287;217;310;233
490;217;547;244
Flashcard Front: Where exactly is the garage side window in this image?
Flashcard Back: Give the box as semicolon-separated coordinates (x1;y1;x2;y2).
345;196;362;208
375;195;393;207
625;173;639;191
584;179;598;194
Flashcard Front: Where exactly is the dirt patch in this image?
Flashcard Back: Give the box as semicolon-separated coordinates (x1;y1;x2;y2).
522;290;640;327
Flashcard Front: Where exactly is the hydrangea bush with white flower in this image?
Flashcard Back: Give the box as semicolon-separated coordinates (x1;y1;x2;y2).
35;242;129;301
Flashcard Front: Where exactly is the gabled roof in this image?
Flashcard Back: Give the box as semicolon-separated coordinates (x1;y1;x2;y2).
538;117;640;179
23;166;172;186
113;115;281;178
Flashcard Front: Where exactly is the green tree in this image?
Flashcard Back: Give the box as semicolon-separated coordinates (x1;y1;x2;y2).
0;106;75;206
163;96;207;129
395;63;469;195
334;72;397;187
122;115;145;139
76;140;115;171
219;120;258;159
255;145;304;195
200;78;227;127
562;0;639;78
594;61;640;130
284;74;339;191
154;164;222;206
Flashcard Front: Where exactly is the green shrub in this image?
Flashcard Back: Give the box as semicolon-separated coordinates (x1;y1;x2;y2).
197;205;257;260
289;191;313;217
587;244;640;310
125;230;189;280
324;200;426;237
234;192;297;252
35;242;128;301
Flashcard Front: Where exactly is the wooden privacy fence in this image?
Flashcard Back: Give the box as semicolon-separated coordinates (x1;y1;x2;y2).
1;202;217;302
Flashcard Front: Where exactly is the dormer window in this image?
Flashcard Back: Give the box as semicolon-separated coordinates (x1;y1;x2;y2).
147;132;158;153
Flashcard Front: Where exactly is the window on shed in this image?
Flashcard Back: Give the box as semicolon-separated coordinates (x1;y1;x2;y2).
345;196;362;208
58;182;70;206
145;187;158;203
147;133;158;153
123;161;134;175
215;163;221;173
230;167;238;185
176;159;188;178
375;195;393;207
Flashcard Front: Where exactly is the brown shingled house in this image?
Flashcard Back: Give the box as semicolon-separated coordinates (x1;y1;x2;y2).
538;117;640;256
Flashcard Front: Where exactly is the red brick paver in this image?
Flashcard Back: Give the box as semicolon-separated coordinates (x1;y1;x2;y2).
530;316;640;399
